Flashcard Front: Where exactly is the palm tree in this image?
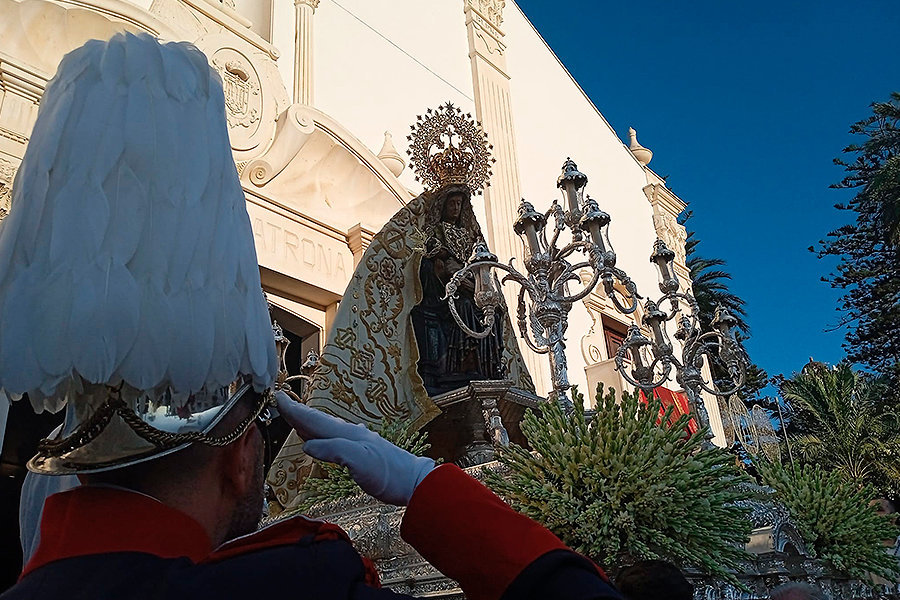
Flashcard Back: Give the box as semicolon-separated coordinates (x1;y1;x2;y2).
780;361;900;498
682;212;749;336
682;212;766;398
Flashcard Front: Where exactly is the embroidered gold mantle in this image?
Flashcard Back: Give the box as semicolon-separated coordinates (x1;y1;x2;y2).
267;190;534;512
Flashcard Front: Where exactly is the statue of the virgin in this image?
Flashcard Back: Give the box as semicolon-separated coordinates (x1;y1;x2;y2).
267;104;533;513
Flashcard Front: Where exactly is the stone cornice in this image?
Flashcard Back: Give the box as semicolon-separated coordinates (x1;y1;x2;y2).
642;182;686;216
0;57;48;104
58;0;164;36
179;0;280;59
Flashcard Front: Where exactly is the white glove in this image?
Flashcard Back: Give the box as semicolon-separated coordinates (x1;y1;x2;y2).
275;391;435;506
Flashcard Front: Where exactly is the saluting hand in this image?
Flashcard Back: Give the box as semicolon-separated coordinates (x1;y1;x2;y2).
275;391;435;506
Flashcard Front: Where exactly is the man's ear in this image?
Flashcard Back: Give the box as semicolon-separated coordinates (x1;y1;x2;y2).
220;425;261;498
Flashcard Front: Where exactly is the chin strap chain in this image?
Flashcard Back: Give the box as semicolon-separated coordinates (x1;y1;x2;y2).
37;385;274;458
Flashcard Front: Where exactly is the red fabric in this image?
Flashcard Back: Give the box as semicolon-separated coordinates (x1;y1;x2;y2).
22;486;212;579
667;389;699;435
23;485;381;588
639;387;699;435
401;464;603;600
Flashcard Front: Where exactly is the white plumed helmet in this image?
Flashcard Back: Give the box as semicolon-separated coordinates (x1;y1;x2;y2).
0;32;278;474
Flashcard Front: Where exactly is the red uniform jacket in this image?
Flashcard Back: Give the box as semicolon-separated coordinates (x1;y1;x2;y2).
4;464;621;600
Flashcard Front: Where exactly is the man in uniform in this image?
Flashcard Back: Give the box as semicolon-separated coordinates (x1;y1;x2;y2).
0;33;621;600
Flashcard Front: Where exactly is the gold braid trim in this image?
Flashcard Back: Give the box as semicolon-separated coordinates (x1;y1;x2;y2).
37;388;271;458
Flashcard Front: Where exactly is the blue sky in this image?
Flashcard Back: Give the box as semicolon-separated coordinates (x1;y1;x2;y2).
516;0;900;386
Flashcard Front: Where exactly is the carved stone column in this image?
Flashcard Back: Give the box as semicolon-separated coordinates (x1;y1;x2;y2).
463;0;550;395
293;0;319;105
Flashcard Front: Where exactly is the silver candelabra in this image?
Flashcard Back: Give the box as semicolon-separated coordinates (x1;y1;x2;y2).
445;157;749;436
444;159;640;412
613;238;747;436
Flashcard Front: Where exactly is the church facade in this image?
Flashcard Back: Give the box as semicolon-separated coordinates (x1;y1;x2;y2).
0;0;727;462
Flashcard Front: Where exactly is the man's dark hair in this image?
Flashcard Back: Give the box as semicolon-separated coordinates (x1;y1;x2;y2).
770;582;826;600
615;560;693;600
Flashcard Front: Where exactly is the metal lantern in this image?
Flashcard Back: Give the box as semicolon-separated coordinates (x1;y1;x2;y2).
580;196;613;261
557;157;587;215
642;299;671;353
711;305;739;343
650;238;679;294
470;240;500;310
513;200;546;259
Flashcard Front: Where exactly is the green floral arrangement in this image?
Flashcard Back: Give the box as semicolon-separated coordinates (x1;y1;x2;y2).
759;460;900;583
486;385;754;584
289;417;433;514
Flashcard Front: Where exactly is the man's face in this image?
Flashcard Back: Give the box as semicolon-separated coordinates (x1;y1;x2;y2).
443;193;463;223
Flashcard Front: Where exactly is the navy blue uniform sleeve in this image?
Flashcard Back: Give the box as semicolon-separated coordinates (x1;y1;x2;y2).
500;550;622;600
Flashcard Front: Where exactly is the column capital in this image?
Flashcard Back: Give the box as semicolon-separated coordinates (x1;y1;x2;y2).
464;0;505;32
346;224;376;267
294;0;319;9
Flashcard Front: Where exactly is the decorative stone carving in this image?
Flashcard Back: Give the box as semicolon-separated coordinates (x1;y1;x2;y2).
294;0;319;8
211;49;263;143
628;127;653;166
244;104;316;186
377;132;405;177
580;292;614;365
0;159;17;220
652;211;687;266
466;0;505;30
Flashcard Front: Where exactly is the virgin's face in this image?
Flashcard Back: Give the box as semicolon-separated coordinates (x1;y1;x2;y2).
443;193;463;223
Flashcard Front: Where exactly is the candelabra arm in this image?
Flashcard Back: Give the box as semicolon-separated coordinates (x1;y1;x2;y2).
555;261;601;304
617;356;673;392
613;340;673;392
658;292;702;330
681;331;747;398
555;239;593;262
444;258;546;344
607;271;641;314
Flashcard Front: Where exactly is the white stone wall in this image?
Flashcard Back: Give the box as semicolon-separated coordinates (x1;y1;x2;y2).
307;0;475;190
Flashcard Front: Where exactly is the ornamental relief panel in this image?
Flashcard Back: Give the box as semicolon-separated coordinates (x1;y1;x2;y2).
189;31;287;163
652;212;688;266
0;159;17;221
211;48;263;149
465;0;506;58
466;0;505;29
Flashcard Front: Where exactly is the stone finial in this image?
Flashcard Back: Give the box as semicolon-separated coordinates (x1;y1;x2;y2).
628;127;653;167
377;131;405;177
